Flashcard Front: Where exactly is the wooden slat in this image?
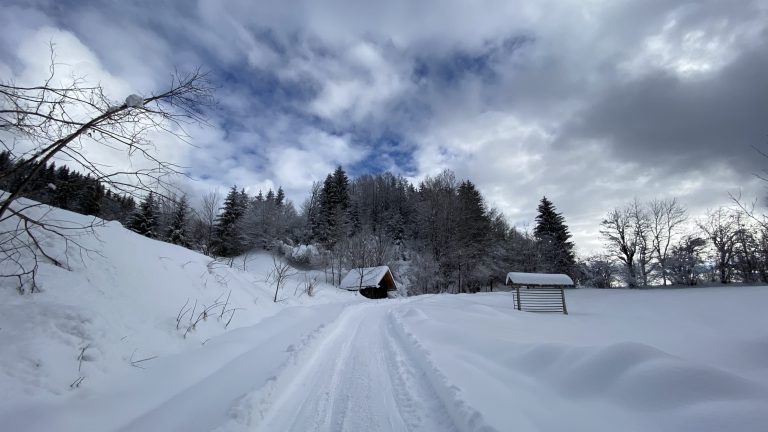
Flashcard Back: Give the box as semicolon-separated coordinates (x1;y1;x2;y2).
519;301;564;304
514;286;568;314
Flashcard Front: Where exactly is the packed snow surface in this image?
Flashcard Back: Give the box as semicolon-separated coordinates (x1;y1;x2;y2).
506;271;574;286
1;201;768;431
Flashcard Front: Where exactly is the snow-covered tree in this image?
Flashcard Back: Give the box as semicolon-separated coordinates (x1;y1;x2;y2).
166;195;190;247
128;193;159;239
316;166;351;247
212;186;248;257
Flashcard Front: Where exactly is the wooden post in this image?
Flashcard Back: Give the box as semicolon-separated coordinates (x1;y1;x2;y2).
515;286;521;310
561;287;568;315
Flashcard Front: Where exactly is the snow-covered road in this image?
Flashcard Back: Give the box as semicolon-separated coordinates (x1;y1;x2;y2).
256;303;458;432
4;289;768;432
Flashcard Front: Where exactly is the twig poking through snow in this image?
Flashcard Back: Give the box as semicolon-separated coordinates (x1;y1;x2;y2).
70;376;85;388
129;349;158;369
77;344;90;373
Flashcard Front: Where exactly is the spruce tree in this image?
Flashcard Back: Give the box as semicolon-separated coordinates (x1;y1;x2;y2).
534;196;576;276
315;166;351;247
128;192;159;238
212;186;247;257
166;195;190;247
456;181;492;291
78;178;103;216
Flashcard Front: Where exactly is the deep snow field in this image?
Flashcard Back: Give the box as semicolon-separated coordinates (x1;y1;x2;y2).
1;202;768;432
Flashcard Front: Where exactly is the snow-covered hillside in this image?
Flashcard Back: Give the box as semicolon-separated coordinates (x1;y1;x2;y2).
2;202;768;432
0;201;355;401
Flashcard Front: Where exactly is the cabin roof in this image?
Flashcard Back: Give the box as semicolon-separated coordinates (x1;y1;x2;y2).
340;266;396;291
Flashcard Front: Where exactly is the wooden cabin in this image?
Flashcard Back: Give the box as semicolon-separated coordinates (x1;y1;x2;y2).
340;266;398;299
505;272;574;314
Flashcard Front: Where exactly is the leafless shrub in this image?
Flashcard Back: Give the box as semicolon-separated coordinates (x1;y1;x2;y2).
304;274;317;297
175;290;241;337
267;255;296;302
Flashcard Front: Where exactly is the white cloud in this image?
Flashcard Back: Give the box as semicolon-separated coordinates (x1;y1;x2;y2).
2;0;767;253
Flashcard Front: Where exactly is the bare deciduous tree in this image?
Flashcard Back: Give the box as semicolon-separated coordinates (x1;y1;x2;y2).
697;207;738;284
627;199;652;287
0;50;214;290
192;189;221;256
600;205;640;287
649;198;687;285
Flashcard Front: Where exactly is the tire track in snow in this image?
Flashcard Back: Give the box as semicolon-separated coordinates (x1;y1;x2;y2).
248;302;462;432
387;308;499;432
380;314;460;432
214;302;373;432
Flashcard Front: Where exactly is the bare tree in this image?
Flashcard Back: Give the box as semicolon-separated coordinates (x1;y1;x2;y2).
666;234;707;286
578;253;617;288
628;199;652;287
600;205;640;287
192;189;221;255
340;229;397;292
648;198;687;285
0;49;214;290
697;207;738;284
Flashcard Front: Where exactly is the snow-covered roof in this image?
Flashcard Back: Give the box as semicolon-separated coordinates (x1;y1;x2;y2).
505;272;574;286
340;266;396;291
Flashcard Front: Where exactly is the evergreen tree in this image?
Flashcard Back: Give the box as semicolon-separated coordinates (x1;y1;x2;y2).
128;192;159;238
166;195;190;247
77;177;103;216
455;181;492;292
275;187;285;207
212;186;247;257
0;150;11;175
315;166;351;247
534;196;576;276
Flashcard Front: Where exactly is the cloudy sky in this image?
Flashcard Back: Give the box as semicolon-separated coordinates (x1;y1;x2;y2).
2;0;767;252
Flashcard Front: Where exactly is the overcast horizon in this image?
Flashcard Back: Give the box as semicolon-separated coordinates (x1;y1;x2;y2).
2;0;767;253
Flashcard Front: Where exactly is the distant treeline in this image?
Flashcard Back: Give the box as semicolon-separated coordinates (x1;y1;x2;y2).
187;167;576;295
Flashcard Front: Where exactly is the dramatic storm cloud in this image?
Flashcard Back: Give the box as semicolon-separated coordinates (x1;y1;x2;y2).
2;0;767;252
